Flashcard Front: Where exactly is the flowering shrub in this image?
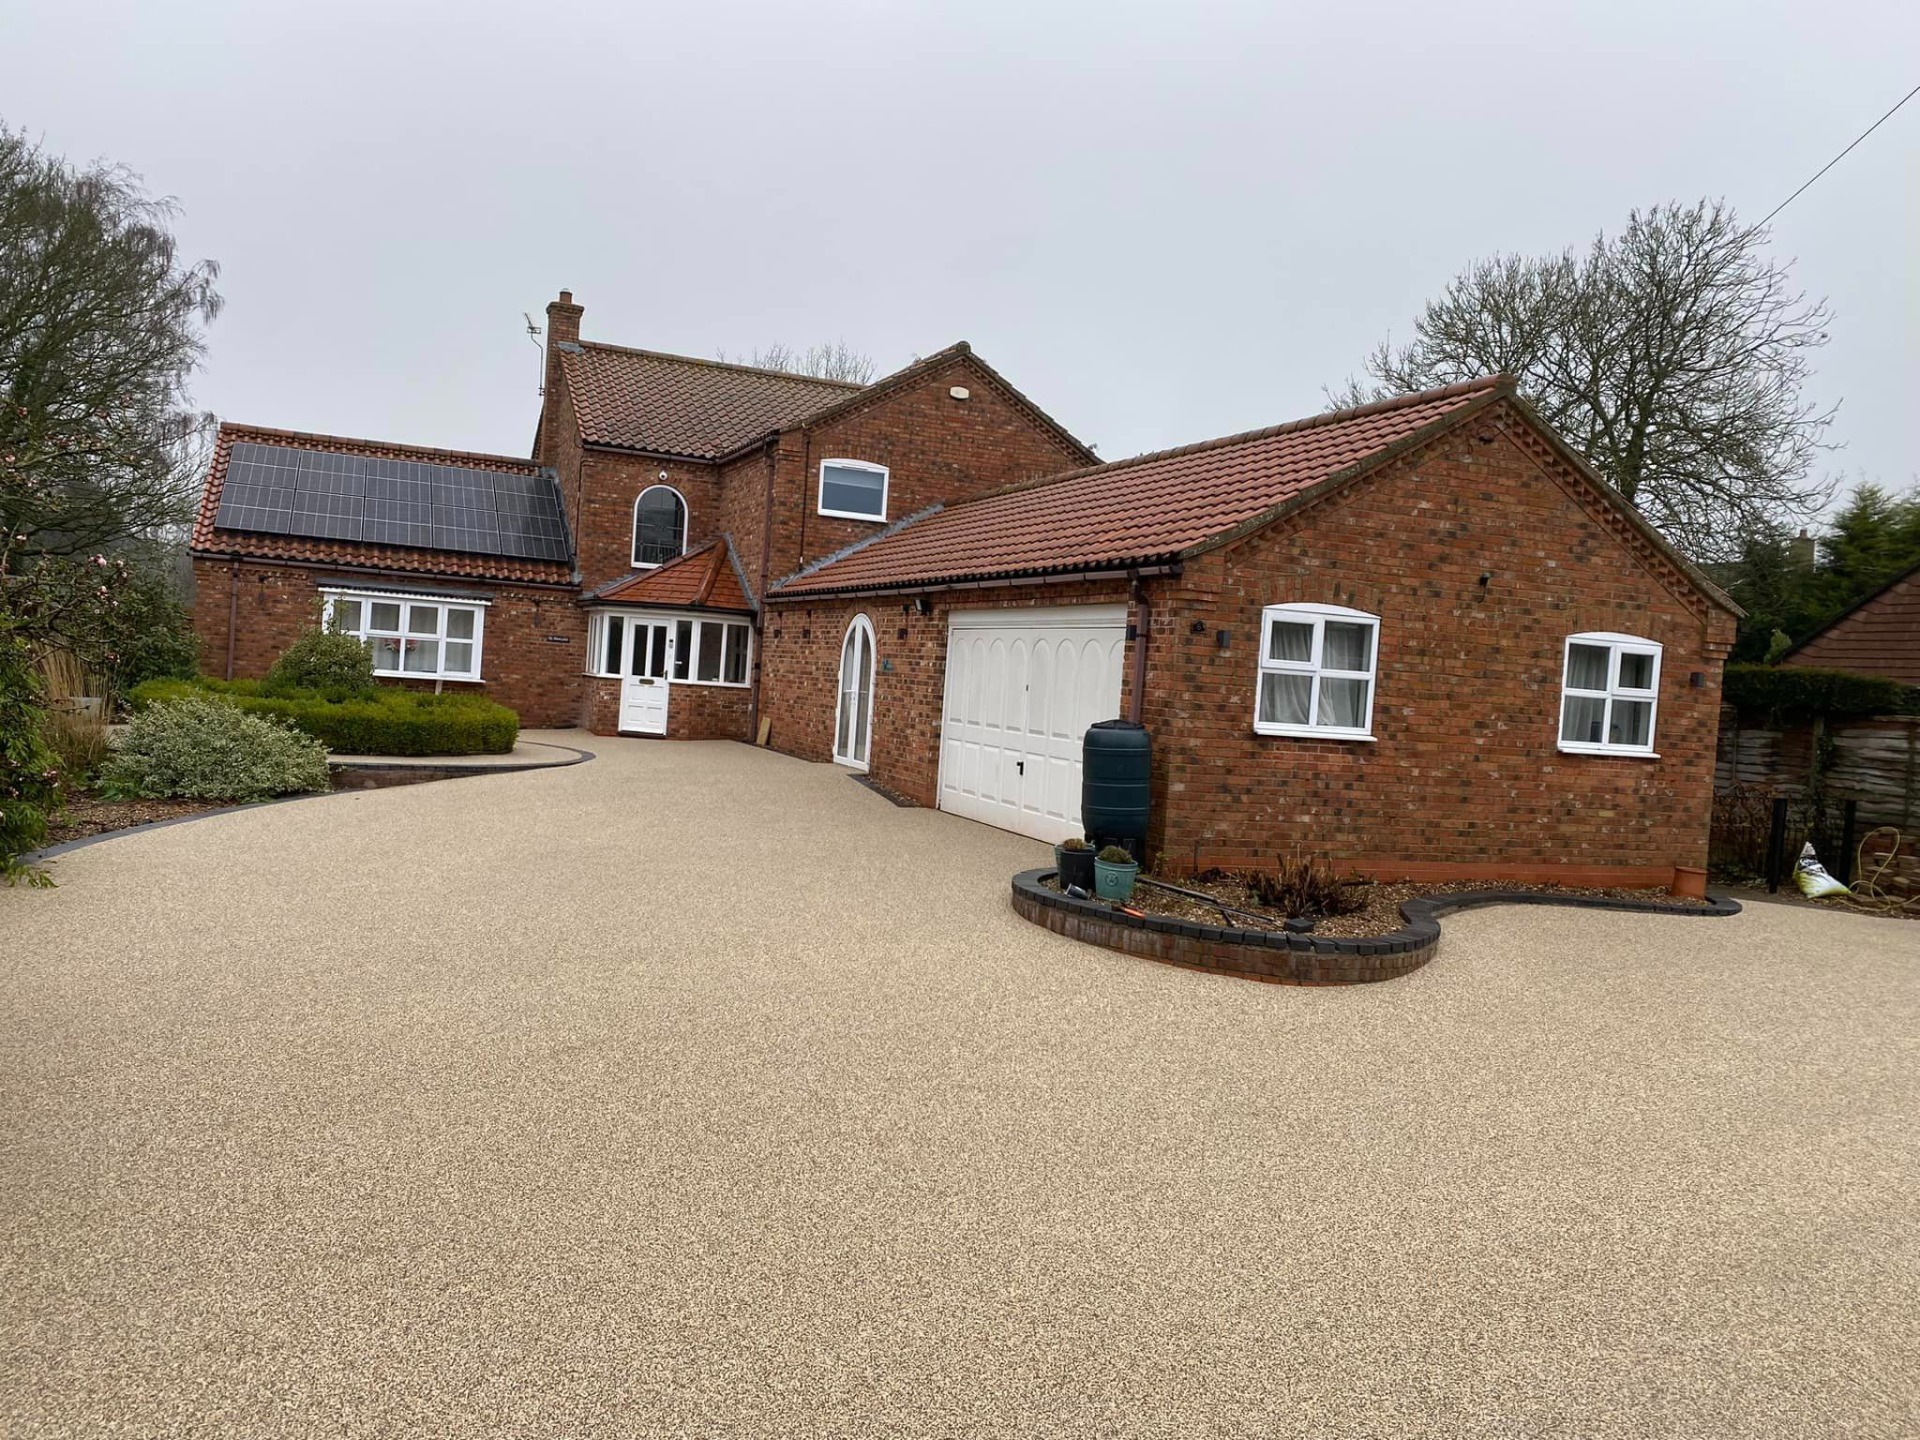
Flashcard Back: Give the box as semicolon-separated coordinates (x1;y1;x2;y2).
99;697;330;803
0;619;60;885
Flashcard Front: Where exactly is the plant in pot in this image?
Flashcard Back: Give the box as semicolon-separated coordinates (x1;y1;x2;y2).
1057;836;1097;892
1094;844;1139;902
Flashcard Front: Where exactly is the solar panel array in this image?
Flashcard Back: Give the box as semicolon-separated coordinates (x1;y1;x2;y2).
214;442;572;563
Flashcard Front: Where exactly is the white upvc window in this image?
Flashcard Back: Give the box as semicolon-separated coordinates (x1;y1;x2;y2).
1559;633;1661;756
632;485;688;569
588;611;750;687
817;459;889;522
322;590;486;681
1254;603;1379;741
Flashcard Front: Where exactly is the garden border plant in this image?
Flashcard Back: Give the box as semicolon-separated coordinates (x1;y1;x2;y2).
133;676;520;756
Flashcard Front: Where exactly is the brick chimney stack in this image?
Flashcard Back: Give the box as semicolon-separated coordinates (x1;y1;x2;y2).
537;289;585;467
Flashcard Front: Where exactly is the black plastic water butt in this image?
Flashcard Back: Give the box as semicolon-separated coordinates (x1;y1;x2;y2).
1082;719;1151;854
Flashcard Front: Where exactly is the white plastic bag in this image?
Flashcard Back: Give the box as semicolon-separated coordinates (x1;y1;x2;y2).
1794;841;1850;899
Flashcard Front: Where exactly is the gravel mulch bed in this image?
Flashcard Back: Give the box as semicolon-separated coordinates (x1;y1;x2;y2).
1044;871;1714;938
44;794;237;846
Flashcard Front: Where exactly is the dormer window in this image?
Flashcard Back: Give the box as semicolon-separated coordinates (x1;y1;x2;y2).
632;485;687;568
818;460;889;522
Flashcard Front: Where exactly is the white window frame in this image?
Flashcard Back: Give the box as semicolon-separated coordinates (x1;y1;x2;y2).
833;613;878;770
586;610;751;688
1253;602;1379;742
631;484;688;569
320;588;487;682
817;459;890;523
1558;632;1662;757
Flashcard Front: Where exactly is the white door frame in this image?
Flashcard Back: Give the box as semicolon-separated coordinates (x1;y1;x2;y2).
619;617;671;736
934;603;1130;841
832;613;877;771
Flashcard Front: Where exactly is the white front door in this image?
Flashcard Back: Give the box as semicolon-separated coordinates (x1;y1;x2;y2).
937;605;1128;843
833;615;876;770
619;619;670;735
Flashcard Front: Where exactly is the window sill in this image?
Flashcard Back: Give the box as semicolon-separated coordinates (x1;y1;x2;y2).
1253;725;1376;743
1558;744;1660;760
373;673;483;684
817;506;887;523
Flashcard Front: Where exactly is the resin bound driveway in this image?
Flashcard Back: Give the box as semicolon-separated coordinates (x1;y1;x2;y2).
3;738;1916;1439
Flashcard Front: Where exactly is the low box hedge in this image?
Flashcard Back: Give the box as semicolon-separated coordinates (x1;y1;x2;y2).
132;677;520;756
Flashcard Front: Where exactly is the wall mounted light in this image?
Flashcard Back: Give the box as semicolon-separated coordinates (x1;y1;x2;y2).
1216;629;1232;651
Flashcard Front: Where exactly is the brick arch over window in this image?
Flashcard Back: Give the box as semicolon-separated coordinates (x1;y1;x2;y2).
632;485;688;569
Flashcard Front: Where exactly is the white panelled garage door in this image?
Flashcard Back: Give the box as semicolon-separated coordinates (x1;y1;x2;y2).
937;605;1128;843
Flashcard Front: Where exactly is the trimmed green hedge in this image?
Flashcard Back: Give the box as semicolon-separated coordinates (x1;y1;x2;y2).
1722;664;1920;721
132;677;520;755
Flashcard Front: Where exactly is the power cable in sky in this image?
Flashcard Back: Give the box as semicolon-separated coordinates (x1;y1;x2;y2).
1758;81;1920;228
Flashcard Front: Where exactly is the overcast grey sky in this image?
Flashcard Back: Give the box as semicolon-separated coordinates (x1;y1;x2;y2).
6;0;1916;500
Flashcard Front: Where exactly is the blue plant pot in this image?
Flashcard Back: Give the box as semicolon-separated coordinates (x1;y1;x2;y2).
1094;856;1139;901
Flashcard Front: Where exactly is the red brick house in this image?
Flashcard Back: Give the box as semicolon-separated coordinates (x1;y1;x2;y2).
759;377;1740;888
192;300;1736;889
1781;556;1920;684
190;291;1093;730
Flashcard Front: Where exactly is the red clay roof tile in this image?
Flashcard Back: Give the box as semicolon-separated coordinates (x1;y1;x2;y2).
559;344;859;459
590;538;754;613
772;378;1507;596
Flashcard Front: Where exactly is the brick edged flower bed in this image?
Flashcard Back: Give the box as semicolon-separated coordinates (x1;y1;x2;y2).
1011;869;1742;986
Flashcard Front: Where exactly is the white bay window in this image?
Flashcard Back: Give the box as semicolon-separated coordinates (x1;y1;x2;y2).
323;590;485;681
588;612;750;687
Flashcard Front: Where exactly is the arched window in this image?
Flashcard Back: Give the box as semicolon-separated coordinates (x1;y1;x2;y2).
833;614;877;770
632;485;687;568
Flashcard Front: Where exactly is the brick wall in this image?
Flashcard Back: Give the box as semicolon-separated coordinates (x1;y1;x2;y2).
718;443;777;598
580;674;753;740
761;355;1090;585
758;579;1133;806
756;404;1735;886
572;450;721;592
189;557;587;728
1141;410;1733;880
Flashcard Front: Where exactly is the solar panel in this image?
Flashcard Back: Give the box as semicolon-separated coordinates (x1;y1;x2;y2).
214;442;572;563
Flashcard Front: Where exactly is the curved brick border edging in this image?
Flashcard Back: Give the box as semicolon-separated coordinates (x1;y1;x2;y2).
1010;869;1742;986
23;744;598;864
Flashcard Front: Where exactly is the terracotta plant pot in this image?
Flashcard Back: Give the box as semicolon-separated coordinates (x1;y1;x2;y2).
1671;865;1708;900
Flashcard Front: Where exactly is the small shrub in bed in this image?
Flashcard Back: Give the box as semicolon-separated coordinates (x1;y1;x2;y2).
100;698;330;802
264;628;377;699
1248;852;1367;918
131;678;519;756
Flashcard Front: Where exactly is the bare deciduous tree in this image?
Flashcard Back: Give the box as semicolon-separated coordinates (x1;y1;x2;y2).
1330;200;1835;561
717;339;877;385
0;126;221;574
